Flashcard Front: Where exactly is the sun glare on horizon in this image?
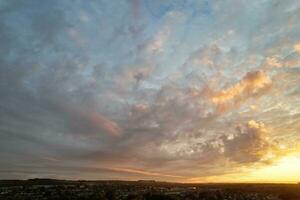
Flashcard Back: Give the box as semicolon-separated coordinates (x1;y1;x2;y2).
247;155;300;183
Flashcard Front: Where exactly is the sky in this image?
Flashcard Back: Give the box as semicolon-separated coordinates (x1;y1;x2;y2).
1;0;300;183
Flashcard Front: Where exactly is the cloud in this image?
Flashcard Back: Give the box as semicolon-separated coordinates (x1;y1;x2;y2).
68;110;122;137
265;56;283;68
283;54;300;68
30;5;69;46
294;43;300;53
263;51;300;69
186;44;221;68
79;11;90;23
223;120;275;163
211;70;272;112
146;27;170;53
109;167;183;179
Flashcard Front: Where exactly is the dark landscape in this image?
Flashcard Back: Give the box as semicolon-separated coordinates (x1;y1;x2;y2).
0;179;300;200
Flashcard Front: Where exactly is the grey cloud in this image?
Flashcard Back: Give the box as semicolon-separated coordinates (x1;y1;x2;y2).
31;8;68;46
223;120;274;163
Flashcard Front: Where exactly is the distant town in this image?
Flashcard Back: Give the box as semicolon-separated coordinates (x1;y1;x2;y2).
0;179;300;200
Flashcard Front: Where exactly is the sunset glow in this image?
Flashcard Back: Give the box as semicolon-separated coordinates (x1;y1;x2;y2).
1;0;300;183
250;155;300;183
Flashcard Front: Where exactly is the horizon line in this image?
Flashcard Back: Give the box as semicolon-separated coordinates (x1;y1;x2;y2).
1;178;299;185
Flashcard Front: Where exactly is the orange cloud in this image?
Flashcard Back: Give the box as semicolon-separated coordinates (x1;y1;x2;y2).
89;112;122;137
294;43;300;53
265;56;282;68
73;111;122;137
110;167;184;179
211;70;272;112
132;103;149;113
